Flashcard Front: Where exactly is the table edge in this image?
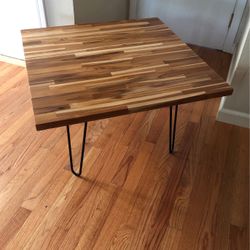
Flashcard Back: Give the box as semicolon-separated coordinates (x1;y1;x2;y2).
35;87;233;131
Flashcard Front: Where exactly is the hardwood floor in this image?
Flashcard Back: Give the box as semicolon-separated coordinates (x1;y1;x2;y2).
0;46;249;250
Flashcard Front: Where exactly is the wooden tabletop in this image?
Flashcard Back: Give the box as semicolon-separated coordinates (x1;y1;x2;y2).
22;18;233;130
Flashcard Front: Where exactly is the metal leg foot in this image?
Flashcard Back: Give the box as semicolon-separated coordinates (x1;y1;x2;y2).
66;122;88;177
169;105;178;154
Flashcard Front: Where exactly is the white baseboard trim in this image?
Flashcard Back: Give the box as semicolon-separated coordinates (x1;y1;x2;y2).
0;55;26;67
217;108;250;128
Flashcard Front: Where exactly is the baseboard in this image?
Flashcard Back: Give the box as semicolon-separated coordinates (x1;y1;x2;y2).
217;108;250;128
0;55;26;67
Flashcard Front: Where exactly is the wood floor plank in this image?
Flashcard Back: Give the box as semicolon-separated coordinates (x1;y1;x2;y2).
176;122;233;250
159;227;182;250
229;127;249;228
47;114;152;249
0;207;31;249
23;142;127;249
0;109;32;146
0;149;49;227
229;224;249;250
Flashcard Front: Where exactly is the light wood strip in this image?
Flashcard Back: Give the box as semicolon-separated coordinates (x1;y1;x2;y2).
124;43;186;53
22;26;170;42
75;43;164;57
21;21;151;38
81;57;133;66
111;64;168;76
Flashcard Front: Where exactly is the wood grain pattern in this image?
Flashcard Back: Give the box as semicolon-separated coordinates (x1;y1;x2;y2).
0;47;248;249
21;18;233;130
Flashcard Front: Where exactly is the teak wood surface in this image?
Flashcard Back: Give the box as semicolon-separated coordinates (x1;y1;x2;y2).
22;18;233;130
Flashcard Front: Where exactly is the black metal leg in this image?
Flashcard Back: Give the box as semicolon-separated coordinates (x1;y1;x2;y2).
169;105;178;154
66;122;88;177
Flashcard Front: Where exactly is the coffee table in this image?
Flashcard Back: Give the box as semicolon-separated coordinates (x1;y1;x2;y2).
21;18;233;177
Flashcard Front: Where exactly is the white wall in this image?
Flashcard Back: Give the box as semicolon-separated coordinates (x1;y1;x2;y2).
217;8;250;128
44;0;129;26
0;0;46;59
73;0;129;24
132;0;246;52
44;0;75;26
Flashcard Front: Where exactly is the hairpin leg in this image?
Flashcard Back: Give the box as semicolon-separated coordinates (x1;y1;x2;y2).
169;105;178;154
66;122;88;177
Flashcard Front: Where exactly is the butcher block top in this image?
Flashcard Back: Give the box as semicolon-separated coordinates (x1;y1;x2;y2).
22;18;233;130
